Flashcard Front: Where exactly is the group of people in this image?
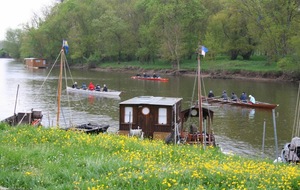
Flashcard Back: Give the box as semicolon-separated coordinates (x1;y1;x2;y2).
136;73;160;78
72;82;108;92
208;90;256;104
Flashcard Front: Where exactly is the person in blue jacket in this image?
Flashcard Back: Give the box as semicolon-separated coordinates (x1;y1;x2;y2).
240;92;247;102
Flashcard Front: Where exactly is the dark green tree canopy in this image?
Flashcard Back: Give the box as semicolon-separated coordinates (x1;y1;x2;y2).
3;0;300;69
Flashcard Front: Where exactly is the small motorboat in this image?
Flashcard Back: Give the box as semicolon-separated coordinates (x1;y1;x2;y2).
64;123;110;134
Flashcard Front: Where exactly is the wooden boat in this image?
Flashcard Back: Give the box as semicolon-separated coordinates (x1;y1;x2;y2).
118;46;216;146
66;86;121;99
64;123;109;134
118;96;215;144
1;109;43;127
24;58;47;69
52;41;109;133
118;96;182;139
1;85;43;127
131;76;169;82
202;97;278;110
176;45;215;146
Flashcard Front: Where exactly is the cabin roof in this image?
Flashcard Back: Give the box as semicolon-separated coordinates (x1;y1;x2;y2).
120;96;182;106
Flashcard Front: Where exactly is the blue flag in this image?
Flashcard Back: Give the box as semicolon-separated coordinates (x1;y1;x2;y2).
201;46;208;57
62;40;69;54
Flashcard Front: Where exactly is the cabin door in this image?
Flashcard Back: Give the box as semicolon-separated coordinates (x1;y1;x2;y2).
138;106;152;138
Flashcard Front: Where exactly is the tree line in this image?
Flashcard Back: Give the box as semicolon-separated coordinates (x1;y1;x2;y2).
3;0;300;71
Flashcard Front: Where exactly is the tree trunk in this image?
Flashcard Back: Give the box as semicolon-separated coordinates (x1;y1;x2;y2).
230;50;239;60
241;50;253;60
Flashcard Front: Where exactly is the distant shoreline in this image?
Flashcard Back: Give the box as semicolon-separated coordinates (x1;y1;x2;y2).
89;67;297;83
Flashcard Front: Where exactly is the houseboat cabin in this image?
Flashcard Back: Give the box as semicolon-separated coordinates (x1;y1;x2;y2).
119;96;182;139
119;96;215;145
24;58;47;69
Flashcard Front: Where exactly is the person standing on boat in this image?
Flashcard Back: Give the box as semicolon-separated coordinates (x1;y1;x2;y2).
153;73;158;78
95;84;101;91
208;90;214;98
240;92;247;103
231;92;238;101
249;95;256;104
103;84;108;92
72;82;78;89
221;90;228;100
88;82;95;91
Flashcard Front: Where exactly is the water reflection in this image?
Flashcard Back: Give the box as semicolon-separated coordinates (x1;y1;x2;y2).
249;109;255;119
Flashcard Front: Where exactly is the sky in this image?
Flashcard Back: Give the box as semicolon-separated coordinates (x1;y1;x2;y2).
0;0;58;41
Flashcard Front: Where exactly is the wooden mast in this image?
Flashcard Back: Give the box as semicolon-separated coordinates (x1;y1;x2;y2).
56;48;64;126
197;48;203;139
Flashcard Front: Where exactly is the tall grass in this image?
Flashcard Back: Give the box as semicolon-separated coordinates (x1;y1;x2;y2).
0;124;299;189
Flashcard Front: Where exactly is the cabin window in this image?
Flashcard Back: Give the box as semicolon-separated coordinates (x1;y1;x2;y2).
124;107;133;123
158;108;167;124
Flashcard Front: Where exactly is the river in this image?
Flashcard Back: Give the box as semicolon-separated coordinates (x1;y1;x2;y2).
1;58;298;159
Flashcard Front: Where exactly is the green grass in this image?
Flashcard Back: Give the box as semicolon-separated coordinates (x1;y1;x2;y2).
0;124;299;189
96;56;279;73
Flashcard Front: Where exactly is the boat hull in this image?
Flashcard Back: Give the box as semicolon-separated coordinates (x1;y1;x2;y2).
203;97;278;109
1;110;43;127
131;76;169;82
64;123;109;134
66;86;121;98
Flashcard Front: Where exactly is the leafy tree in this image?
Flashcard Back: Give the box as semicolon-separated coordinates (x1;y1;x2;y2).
239;0;300;62
3;29;23;58
140;0;207;69
206;1;257;60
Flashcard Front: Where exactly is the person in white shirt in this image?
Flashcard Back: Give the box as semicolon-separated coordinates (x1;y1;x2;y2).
249;95;256;104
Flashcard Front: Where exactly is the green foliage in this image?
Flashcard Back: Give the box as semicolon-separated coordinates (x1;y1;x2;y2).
0;126;299;189
3;29;23;58
84;53;101;68
277;56;300;72
0;48;8;58
3;0;300;72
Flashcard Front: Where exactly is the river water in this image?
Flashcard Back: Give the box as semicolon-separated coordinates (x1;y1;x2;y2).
1;58;298;159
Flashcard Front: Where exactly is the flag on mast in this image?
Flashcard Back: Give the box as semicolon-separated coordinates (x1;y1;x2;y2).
201;46;208;57
62;40;69;54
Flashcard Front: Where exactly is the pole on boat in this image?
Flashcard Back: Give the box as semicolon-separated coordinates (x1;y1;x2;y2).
272;109;279;160
174;104;177;144
197;48;203;142
261;119;266;158
14;84;20;116
57;49;64;126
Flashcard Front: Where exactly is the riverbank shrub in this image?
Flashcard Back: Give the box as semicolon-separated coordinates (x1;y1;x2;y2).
0;124;299;189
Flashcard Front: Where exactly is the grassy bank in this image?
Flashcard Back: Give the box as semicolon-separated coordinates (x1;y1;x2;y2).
97;56;278;72
0;124;299;189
